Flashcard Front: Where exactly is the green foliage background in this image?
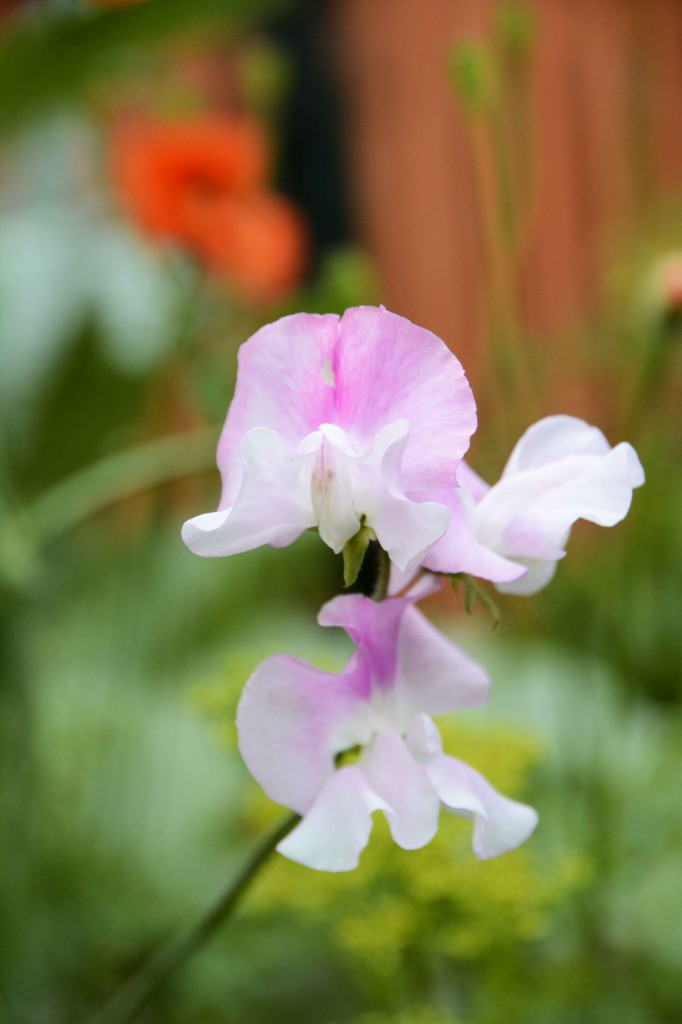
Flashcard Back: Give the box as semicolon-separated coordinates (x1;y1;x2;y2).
1;2;681;1023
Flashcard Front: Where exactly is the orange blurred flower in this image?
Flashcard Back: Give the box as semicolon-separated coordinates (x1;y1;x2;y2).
111;115;307;302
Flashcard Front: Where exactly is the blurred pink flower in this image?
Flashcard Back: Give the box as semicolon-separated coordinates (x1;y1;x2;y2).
237;588;538;871
182;306;477;573
425;415;645;594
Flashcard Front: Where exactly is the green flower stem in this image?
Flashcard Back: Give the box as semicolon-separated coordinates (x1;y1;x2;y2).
28;429;216;544
88;812;301;1024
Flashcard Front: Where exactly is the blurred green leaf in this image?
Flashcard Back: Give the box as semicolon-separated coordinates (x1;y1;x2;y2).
0;0;298;137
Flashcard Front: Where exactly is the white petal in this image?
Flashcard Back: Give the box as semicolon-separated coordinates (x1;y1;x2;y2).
467;417;645;594
182;427;315;557
425;754;539;859
405;712;444;762
360;421;451;573
494;557;558;596
362;730;440;850
502;415;611;476
277;766;388;872
310;429;361;553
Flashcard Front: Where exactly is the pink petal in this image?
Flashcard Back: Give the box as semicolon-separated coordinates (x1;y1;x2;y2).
318;592;407;690
276;765;388;872
217;313;340;508
425;753;539;859
362;730;440;850
455;460;490;502
236;654;375;814
217;307;477;513
393;605;490;723
423;490;527;583
334;307;477;492
181;427;314;557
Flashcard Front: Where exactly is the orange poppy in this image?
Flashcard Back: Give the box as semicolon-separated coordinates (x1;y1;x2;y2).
111;115;308;302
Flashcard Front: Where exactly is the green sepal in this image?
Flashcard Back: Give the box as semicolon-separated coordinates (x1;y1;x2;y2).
451;573;501;629
342;523;375;588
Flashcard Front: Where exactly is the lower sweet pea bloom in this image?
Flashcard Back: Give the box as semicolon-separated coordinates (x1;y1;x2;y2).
237;589;538;871
182;306;477;573
424;415;645;594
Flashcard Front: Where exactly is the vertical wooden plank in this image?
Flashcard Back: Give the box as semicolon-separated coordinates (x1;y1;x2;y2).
331;0;682;394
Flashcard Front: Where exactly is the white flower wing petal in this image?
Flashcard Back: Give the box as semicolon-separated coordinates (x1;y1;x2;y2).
362;730;440;850
182;427;314;557
277;766;388;872
426;753;539;859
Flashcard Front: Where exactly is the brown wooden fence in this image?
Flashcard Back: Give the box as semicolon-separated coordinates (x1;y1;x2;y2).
331;0;682;387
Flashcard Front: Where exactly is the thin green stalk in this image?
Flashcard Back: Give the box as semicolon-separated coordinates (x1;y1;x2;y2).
88;812;300;1024
9;428;216;547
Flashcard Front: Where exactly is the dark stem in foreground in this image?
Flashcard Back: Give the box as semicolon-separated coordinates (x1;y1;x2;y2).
88;812;300;1024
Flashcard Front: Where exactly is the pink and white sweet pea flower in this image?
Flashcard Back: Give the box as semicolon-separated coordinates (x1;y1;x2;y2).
424;415;645;594
181;306;477;573
237;587;538;872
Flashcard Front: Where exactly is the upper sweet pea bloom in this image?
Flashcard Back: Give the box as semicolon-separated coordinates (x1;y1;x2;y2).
182;307;477;573
237;587;538;871
424;415;645;594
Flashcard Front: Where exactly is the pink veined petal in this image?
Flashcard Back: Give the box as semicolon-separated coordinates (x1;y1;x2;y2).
215;307;478;511
425;753;539;859
423;490;527;583
333;307;477;492
216;313;340;508
276;765;389;872
236;654;376;814
181;427;314;557
393;605;490;725
361;730;441;851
